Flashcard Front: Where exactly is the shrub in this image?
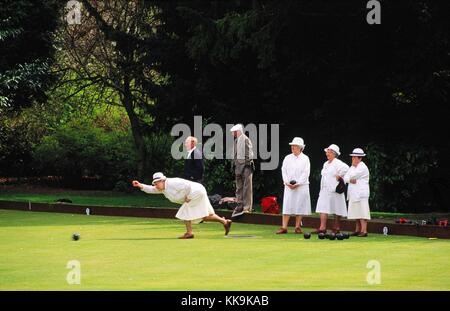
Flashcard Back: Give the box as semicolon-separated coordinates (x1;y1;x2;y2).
0;115;35;179
33;118;137;188
364;142;439;212
203;159;235;195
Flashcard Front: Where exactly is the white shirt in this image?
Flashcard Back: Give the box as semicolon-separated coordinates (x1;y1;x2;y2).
344;161;370;201
320;158;349;193
281;153;310;185
141;178;196;204
186;146;197;159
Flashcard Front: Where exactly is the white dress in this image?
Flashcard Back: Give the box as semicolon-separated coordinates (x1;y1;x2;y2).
344;161;371;220
281;153;311;215
315;158;349;217
141;178;215;224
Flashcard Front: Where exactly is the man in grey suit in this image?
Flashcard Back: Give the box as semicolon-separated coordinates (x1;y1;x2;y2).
230;124;254;217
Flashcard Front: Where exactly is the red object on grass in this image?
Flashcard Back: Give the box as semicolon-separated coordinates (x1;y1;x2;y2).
261;196;280;215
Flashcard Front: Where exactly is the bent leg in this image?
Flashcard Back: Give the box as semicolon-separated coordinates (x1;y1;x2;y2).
203;214;227;225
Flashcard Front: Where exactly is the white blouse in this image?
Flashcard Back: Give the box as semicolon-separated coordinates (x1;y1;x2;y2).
141;178;194;204
281;153;310;185
320;158;349;193
344;161;370;201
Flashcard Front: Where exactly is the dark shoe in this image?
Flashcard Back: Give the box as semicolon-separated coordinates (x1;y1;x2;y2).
311;229;327;234
332;228;340;234
357;233;368;237
276;228;288;234
350;231;361;236
178;233;194;239
232;206;245;218
294;227;303;234
224;220;232;235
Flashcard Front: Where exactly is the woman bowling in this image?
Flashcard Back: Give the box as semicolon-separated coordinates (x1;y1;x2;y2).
132;172;232;239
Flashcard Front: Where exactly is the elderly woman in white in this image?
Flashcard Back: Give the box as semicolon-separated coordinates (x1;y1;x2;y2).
313;144;349;234
344;148;371;237
276;137;311;234
132;172;232;239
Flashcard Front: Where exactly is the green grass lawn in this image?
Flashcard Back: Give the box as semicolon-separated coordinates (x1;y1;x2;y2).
0;191;179;208
1;191;442;219
0;209;449;290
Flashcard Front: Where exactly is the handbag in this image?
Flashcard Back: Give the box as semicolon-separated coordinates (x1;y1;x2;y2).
335;177;346;194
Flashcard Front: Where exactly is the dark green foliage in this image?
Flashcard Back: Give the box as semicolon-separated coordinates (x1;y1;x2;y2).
1;1;449;212
0;116;34;179
171;0;450;212
0;0;60;111
203;159;235;195
365;143;441;212
33;117;137;188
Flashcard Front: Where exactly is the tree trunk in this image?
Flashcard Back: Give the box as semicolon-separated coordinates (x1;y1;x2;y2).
122;78;147;181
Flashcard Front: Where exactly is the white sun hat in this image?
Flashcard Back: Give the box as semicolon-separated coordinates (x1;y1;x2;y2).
230;124;243;132
152;172;167;185
324;144;341;156
288;137;305;148
349;148;366;157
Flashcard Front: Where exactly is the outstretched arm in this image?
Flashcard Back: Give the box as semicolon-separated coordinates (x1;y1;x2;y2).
132;180;160;194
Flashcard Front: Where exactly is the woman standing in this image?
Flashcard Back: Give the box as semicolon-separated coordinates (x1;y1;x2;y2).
313;144;349;234
132;172;232;239
344;148;371;237
276;137;311;234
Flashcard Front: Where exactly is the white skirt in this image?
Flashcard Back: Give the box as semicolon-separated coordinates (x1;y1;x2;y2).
315;191;348;217
175;184;215;224
347;199;371;220
282;185;311;215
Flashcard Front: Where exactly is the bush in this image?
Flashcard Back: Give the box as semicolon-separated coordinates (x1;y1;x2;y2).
113;180;133;193
144;132;182;181
33;118;137;188
364;143;439;212
203;159;235;195
0;114;35;179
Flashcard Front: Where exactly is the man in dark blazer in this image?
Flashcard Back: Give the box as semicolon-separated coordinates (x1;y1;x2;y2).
183;136;204;184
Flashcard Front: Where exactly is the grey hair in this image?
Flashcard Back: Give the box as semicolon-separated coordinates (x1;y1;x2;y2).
185;136;198;145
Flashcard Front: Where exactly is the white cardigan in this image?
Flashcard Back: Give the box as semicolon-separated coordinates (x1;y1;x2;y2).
141;178;194;204
319;158;349;194
281;153;310;185
343;161;370;202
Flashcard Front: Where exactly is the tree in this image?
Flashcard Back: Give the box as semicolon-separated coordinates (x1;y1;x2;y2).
0;0;60;112
176;0;450;210
54;0;173;179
